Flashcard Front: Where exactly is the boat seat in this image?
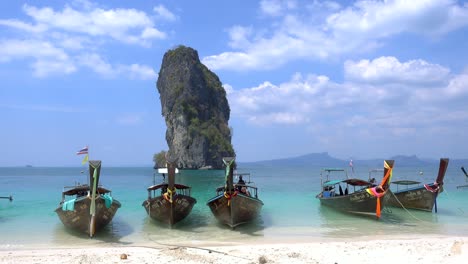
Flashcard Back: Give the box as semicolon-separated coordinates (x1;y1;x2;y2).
323;191;332;198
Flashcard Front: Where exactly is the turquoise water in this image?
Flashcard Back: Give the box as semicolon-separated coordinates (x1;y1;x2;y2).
1;164;468;248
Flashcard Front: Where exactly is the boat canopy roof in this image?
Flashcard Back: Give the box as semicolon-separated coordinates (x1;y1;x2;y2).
157;168;179;174
322;168;346;172
323;180;343;187
234;173;250;176
392;180;421;185
147;183;190;191
323;178;373;187
343;178;374;186
62;185;111;196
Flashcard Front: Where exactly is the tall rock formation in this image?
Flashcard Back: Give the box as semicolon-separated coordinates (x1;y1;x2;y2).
156;45;235;169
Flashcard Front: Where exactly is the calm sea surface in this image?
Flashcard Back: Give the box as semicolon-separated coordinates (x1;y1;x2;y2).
1;163;468;248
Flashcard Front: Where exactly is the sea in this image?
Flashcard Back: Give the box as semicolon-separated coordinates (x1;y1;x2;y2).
1;163;468;249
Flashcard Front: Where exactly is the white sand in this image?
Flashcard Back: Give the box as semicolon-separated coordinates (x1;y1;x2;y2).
1;237;467;264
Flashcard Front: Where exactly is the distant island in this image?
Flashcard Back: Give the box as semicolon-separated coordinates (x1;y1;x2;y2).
239;152;468;168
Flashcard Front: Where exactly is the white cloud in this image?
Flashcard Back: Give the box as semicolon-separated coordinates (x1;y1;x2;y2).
77;53;156;80
0;39;76;76
32;59;76;77
414;71;468;101
227;57;468;130
0;2;165;79
141;27;166;39
0;19;47;33
153;4;177;22
204;0;468;71
327;0;468;38
22;4;167;45
260;0;283;17
78;53;114;76
445;73;468;97
260;0;297;17
0;39;68;62
53;33;89;50
223;84;234;94
248;112;308;124
228;74;330;125
0;41;155;79
344;56;451;85
124;64;157;80
227;26;253;49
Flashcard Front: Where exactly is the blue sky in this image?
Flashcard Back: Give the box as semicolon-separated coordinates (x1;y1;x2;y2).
1;0;468;166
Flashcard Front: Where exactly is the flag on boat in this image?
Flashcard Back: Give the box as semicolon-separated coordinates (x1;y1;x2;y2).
349;159;353;167
81;154;89;165
76;146;88;155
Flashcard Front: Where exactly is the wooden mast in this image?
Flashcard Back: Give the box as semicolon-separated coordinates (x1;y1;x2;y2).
88;160;101;237
435;158;449;184
167;160;176;191
166;154;177;225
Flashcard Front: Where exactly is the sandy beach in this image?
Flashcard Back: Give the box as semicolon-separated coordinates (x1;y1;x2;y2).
1;236;467;264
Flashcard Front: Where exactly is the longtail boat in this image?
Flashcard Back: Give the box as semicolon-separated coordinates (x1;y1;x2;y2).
207;157;263;228
55;160;121;237
387;158;449;212
316;160;394;219
0;195;12;202
456;166;468;189
142;159;196;227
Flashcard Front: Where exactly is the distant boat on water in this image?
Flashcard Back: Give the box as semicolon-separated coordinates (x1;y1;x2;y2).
316;160;394;219
0;195;13;202
387;158;449;212
456;166;468;189
55;160;121;237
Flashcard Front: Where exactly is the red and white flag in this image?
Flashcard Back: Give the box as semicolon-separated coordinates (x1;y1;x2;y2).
76;146;89;155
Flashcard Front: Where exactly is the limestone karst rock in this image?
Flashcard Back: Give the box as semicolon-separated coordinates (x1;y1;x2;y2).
156;45;235;169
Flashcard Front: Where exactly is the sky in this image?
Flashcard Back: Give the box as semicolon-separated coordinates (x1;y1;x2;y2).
1;0;468;166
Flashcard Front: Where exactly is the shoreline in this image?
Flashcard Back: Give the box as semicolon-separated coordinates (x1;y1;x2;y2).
1;235;467;264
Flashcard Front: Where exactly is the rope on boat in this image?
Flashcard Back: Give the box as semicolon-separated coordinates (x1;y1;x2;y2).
146;200;151;215
139;233;252;261
388;190;425;222
438;187;465;215
382;206;392;214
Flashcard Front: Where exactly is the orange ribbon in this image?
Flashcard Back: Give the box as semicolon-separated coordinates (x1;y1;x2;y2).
366;161;393;219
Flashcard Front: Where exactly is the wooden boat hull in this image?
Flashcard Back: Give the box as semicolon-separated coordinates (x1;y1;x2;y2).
387;186;440;212
55;196;121;236
317;190;387;217
142;195;196;226
207;193;263;228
